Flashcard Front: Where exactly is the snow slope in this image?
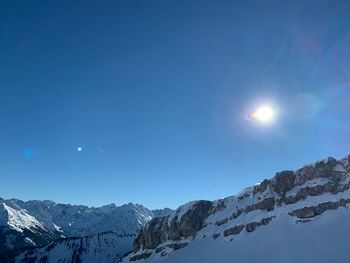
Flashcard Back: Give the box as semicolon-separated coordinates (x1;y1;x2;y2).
0;203;46;233
123;154;350;263
0;203;57;255
130;208;350;263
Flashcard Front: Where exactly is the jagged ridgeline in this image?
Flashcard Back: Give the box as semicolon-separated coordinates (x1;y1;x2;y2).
2;154;350;263
123;154;350;263
0;199;171;262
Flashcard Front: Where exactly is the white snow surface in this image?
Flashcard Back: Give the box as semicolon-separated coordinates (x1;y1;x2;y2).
122;153;350;263
129;207;350;263
0;199;171;237
0;198;172;255
5;153;350;262
0;203;45;233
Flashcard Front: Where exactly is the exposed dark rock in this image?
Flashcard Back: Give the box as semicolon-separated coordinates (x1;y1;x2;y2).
212;200;226;214
260;217;273;225
215;218;228;226
340;154;350;171
289;199;350;219
256;197;275;211
168;201;212;241
271;170;296;195
277;180;350;206
224;225;244;237
253;179;271;194
155;247;165;253
213;233;220;240
166;242;188;250
133;217;167;251
133;200;212;252
316;201;339;214
295;157;340;185
289;207;316;219
245;217;273;233
244;197;275;213
339;198;350;207
129;252;152;261
245;222;258;232
237;193;250;200
229;209;242;220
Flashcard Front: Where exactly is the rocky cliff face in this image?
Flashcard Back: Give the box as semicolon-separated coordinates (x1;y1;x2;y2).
133;200;212;252
123;154;350;262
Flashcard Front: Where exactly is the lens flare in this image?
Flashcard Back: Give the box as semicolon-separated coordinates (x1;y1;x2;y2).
249;105;276;123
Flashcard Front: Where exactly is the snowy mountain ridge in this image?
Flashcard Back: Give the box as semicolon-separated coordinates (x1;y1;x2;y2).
122;153;350;263
0;198;171;258
4;152;350;263
0;203;46;233
2;200;156;237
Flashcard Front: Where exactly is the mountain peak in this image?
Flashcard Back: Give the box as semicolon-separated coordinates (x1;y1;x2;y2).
0;198;171;256
124;154;350;262
0;203;45;233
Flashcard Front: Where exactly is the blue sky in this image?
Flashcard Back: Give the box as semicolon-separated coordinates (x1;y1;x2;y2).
1;0;350;209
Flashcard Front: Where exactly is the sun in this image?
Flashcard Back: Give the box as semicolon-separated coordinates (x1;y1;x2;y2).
250;105;276;123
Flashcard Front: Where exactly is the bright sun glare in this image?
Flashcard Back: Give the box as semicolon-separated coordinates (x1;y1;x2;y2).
250;105;276;123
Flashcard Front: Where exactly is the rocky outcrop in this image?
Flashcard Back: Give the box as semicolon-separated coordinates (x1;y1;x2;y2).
222;216;274;237
277;181;348;206
253;179;270;194
245;217;273;232
126;154;350;262
166;242;188;250
271;171;296;195
133;217;167;252
223;225;244;237
133;201;212;251
244;197;275;213
289;199;350;219
215;217;228;226
295;157;343;184
130;252;152;261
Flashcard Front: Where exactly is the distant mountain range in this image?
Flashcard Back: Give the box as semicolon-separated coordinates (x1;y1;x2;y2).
0;198;171;262
2;153;350;262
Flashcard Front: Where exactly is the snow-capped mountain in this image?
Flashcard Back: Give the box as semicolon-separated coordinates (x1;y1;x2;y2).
123;154;350;263
15;232;134;263
0;203;59;255
4;153;350;263
3;200;156;237
0;198;171;258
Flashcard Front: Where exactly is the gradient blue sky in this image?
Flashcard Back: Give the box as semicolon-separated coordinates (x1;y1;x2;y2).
1;0;350;209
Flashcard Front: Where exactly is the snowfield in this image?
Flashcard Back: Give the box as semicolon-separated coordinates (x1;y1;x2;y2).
123;154;350;263
134;207;350;263
3;153;350;263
